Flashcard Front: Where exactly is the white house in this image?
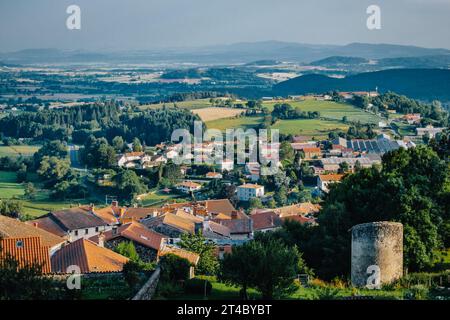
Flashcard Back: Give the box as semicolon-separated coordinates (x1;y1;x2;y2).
177;181;202;194
220;159;234;172
237;184;265;201
317;174;344;193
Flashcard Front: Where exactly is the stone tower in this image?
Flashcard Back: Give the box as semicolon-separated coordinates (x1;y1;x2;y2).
351;221;403;288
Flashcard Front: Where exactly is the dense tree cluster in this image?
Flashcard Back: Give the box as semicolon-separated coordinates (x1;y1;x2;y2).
371;92;448;126
271;146;450;280
271;103;320;120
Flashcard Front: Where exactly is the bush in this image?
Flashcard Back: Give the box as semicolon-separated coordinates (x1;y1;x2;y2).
159;254;191;282
184;278;212;296
404;284;429;300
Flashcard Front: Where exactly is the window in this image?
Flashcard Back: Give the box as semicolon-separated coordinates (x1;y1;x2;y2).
16;240;24;248
85;229;89;235
95;227;99;232
74;230;78;236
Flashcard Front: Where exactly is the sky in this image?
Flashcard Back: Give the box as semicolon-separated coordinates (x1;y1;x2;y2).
0;0;450;52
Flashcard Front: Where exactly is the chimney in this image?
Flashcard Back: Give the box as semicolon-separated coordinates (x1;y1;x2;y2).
98;232;105;248
89;203;95;212
111;200;119;207
231;211;238;219
112;226;118;236
33;222;38;228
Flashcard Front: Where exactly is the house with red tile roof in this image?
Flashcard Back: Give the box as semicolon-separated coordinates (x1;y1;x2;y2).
317;174;345;193
29;206;110;242
250;211;283;232
0;237;52;274
89;221;166;262
51;238;129;274
1;215;65;255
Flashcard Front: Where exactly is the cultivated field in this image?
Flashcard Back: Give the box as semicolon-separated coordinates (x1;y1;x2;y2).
263;100;383;124
206;116;264;131
271;119;349;138
0;145;40;158
140;98;213;110
192;107;244;122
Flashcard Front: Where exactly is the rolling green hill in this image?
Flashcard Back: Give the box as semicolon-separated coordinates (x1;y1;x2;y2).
273;69;450;101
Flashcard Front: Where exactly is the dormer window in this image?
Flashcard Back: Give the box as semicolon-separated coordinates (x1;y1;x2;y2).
16;240;24;248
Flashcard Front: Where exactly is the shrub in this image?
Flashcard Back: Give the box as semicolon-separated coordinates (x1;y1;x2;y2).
404;284;429;300
184;278;212;296
159;254;191;282
309;278;328;288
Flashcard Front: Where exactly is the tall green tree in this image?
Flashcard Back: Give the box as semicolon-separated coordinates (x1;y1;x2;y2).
219;234;302;299
178;232;219;276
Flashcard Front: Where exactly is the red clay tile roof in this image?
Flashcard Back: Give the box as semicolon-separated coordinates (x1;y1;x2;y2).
90;221;165;251
250;211;283;231
302;147;321;153
207;221;231;238
51;239;129;273
204;199;236;216
212;218;253;235
0;237;51;273
1;215;65;248
158;245;200;265
319;174;345;182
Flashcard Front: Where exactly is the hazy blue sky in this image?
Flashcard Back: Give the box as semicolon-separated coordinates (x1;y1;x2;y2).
1;0;450;51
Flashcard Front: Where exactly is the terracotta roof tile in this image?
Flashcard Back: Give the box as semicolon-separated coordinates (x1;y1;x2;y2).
250;211;283;231
0;237;51;274
319;174;345;182
51;239;129;273
90;221;165;251
159;245;200;265
1;215;65;248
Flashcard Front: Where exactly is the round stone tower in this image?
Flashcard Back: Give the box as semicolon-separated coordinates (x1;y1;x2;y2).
351;221;403;288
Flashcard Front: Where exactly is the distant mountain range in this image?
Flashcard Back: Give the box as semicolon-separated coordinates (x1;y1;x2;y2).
1;41;450;65
273;69;450;101
309;55;450;70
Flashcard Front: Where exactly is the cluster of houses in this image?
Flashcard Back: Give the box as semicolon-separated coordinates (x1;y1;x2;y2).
290;133;416;193
0;196;320;276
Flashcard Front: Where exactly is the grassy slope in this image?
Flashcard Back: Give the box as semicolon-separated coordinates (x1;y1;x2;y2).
263;100;383;124
0;171;94;218
0;145;40;157
205;100;382;138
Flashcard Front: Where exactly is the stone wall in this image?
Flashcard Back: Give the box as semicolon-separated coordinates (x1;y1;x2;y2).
132;266;161;300
351;221;403;287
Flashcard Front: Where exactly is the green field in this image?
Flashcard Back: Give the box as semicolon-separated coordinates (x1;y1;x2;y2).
206;116;264;131
271;119;349;138
0;171;94;218
140;98;213;111
204;100;382;137
263;100;383;124
138;190;184;207
0;145;40;158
